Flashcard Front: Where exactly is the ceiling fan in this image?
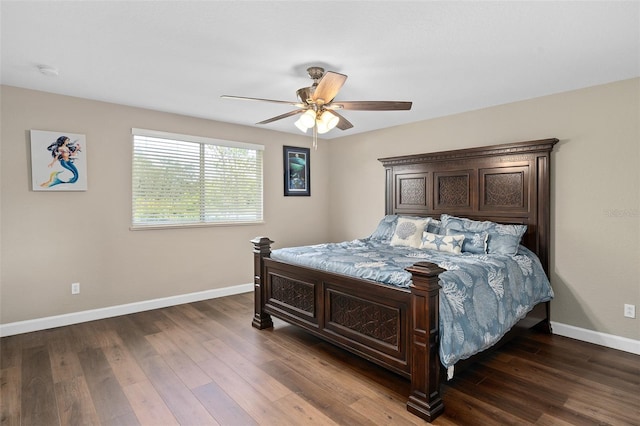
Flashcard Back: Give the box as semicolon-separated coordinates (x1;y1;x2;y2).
221;66;412;148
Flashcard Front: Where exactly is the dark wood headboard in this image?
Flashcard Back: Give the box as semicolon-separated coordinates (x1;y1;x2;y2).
378;138;558;274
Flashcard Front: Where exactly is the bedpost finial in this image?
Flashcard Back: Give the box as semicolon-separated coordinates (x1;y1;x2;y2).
251;236;273;245
406;261;446;277
251;236;274;254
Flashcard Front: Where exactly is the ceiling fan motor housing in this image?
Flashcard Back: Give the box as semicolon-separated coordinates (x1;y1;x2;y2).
296;87;314;105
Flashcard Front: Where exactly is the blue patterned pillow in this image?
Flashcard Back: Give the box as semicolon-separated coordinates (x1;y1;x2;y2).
369;215;399;242
426;218;442;234
445;228;488;254
420;231;465;254
440;214;526;255
390;217;430;248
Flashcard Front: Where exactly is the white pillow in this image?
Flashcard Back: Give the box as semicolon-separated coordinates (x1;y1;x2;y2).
420;231;465;254
390;217;429;248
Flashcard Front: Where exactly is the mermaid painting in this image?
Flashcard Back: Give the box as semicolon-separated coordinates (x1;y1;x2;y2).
39;136;82;188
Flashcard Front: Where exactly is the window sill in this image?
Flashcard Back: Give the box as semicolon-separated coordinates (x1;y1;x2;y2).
130;220;265;231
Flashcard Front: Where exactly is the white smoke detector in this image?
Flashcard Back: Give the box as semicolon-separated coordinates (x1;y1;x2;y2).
37;65;59;76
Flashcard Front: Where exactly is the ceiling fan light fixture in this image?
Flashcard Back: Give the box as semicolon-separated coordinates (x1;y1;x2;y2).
319;110;339;130
316;121;331;134
299;109;316;128
294;117;309;133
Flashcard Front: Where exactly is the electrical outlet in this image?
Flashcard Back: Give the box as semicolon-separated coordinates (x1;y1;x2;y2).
71;282;80;295
624;304;635;318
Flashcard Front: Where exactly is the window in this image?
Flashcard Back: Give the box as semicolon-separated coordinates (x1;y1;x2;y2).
131;128;263;228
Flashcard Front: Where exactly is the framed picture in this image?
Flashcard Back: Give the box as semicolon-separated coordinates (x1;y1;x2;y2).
283;145;310;196
31;130;87;191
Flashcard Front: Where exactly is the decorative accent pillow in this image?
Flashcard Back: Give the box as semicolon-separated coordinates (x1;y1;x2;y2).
426;218;442;234
445;228;488;254
420;231;465;254
369;215;399;242
440;214;526;255
390;217;429;248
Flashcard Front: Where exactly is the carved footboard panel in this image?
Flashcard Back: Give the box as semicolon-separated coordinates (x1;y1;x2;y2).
262;256;413;377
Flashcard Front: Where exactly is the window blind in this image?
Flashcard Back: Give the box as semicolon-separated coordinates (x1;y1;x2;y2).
131;129;263;228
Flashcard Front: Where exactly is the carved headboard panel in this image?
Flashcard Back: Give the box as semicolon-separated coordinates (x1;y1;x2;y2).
378;138;558;274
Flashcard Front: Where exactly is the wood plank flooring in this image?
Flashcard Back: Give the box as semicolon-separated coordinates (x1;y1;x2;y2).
1;292;638;425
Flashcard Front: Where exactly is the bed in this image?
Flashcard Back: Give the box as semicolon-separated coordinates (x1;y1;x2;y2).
251;138;558;422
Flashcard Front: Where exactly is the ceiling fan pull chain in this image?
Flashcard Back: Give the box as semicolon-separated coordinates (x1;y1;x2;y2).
313;123;318;150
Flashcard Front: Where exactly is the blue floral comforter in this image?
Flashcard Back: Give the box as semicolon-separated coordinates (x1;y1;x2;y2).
270;238;553;368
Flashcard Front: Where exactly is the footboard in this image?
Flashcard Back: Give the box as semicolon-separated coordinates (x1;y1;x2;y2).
251;237;446;422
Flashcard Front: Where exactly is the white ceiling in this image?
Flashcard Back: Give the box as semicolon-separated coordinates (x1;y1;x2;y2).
2;1;639;139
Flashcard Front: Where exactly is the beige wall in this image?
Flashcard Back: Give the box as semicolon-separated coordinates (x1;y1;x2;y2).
2;79;639;342
1;85;330;324
327;78;640;340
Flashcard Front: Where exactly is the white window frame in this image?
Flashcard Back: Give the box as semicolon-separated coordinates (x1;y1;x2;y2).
131;128;264;230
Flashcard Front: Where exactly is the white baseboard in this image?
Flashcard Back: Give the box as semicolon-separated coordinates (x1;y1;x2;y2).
0;283;253;338
2;291;638;357
551;321;640;355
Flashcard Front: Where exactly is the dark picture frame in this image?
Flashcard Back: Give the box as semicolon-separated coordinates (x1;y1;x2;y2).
283;145;310;196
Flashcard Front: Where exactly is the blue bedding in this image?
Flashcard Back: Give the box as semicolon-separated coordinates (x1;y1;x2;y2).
270;238;553;368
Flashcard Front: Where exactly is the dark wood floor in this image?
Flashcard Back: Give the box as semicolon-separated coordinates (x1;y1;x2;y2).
1;292;638;425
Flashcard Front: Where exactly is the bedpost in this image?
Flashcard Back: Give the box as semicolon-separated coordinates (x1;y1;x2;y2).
251;236;273;329
405;261;446;422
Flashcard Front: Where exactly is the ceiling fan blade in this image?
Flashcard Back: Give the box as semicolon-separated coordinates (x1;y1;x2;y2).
329;111;354;130
329;101;412;111
312;71;347;105
221;95;305;108
256;109;306;125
